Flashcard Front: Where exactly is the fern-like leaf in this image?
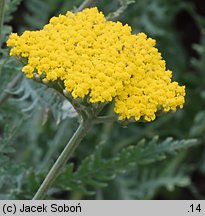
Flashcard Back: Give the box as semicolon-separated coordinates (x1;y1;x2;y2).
117;152;191;199
55;137;198;195
7;76;77;124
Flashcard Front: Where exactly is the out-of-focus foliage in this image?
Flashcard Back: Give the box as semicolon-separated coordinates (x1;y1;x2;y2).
4;0;22;22
0;0;205;199
54;137;197;197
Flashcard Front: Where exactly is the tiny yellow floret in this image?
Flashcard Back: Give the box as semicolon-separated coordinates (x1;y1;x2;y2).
7;7;185;122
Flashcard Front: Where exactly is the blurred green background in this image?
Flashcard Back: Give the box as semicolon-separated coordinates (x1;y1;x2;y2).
0;0;205;199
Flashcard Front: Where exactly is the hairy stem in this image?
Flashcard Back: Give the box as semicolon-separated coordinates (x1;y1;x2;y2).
0;0;5;38
33;117;93;200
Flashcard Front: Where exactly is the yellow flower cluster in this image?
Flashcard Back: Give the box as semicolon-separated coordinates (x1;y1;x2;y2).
7;7;185;121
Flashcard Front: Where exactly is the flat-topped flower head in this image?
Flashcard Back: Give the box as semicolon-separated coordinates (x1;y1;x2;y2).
7;7;185;122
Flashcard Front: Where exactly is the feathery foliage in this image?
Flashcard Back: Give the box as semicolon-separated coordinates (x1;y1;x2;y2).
4;0;22;23
54;137;197;196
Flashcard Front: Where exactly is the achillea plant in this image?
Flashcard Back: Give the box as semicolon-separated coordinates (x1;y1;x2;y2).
7;7;185;199
7;7;185;122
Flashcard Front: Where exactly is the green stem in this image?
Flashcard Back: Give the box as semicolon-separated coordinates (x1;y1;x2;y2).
94;115;118;124
77;0;95;12
106;5;127;20
33;117;93;200
38;120;71;171
0;0;5;38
